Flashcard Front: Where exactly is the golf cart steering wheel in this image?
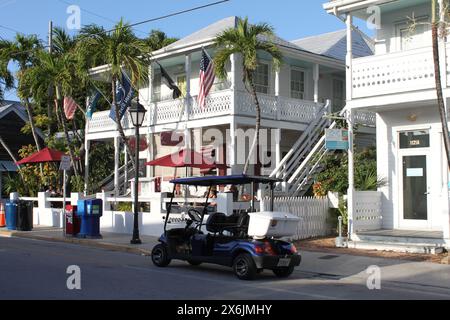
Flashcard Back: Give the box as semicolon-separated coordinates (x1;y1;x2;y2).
187;208;202;223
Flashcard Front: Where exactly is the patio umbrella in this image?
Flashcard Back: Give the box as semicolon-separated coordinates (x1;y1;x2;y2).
16;147;67;165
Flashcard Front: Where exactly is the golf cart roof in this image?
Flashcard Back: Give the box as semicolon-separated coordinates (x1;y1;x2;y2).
170;175;282;186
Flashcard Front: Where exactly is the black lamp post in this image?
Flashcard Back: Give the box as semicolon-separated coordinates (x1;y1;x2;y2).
128;97;147;245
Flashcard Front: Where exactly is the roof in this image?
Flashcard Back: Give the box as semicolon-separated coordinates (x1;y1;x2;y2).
156;16;344;61
0;161;17;172
170;175;282;186
291;29;374;61
0;100;28;121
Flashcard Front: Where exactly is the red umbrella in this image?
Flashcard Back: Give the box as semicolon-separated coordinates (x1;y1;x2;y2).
145;148;228;170
16;147;68;165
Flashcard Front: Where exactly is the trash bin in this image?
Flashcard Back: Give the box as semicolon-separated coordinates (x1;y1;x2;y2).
77;199;103;239
5;200;18;231
17;200;33;231
65;204;81;237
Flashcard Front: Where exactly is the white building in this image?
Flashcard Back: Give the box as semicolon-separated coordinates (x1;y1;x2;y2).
324;0;450;252
86;16;375;196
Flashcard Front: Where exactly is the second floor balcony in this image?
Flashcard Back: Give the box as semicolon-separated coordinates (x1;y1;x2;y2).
86;89;328;136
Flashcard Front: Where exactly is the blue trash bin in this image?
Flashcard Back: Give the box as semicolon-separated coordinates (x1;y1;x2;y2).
5;201;18;231
77;199;103;239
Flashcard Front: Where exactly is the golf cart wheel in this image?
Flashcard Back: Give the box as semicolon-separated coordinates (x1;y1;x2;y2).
151;244;171;267
187;260;202;266
272;266;295;278
233;253;257;280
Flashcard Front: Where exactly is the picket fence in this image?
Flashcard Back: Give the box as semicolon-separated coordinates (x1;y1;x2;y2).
261;196;331;240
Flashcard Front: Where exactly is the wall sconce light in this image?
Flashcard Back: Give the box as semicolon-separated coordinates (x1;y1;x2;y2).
408;113;417;122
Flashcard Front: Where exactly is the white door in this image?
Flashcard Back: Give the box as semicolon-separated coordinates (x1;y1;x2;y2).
398;130;432;229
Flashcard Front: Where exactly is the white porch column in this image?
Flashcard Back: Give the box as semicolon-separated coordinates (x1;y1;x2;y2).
274;128;281;168
84;140;90;195
124;145;128;192
347;109;356;239
313;64;320;103
346;14;353;102
229;120;237;174
114;136;120;195
184;54;192;150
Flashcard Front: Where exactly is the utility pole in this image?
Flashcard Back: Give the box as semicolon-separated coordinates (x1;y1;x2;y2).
47;21;54;136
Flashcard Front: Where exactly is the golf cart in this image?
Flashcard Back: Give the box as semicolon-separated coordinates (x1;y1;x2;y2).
151;175;301;280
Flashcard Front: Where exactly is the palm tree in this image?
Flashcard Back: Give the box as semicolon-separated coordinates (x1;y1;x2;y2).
214;17;282;174
76;19;150;171
145;29;178;51
2;35;43;151
0;39;15;100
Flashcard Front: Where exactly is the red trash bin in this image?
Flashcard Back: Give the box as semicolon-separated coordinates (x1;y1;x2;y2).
65;205;81;237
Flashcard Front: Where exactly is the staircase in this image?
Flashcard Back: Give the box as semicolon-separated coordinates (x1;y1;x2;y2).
268;100;375;197
97;163;134;195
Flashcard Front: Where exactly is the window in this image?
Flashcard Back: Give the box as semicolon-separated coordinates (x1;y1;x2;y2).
152;72;161;102
399;130;430;149
291;69;305;100
397;17;431;51
177;74;187;97
253;63;269;94
332;79;345;112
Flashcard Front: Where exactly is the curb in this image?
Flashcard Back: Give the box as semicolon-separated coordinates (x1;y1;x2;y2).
0;229;152;256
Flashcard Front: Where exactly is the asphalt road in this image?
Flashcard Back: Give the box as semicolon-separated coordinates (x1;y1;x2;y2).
0;237;449;300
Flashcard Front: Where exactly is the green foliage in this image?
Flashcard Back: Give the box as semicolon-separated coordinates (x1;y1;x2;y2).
3;174;27;196
116;202;132;212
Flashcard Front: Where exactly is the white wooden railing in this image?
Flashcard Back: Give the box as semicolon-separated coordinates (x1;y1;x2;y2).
261;196;331;240
354;191;383;232
87;89;325;135
352;46;436;99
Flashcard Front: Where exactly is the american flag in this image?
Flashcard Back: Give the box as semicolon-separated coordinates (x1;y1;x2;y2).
197;49;215;109
63;96;79;120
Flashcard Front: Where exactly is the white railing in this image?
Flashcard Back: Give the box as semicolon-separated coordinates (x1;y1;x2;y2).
354;191;383;232
352;46;436;99
261;196;331;240
87;89;325;135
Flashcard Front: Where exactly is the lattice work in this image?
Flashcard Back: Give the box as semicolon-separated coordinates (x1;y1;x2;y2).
190;90;232;119
354;191;383;232
354;110;376;127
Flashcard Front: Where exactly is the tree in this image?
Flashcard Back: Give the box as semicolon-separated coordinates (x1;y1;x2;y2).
76;19;150;172
431;0;450;170
1;35;43;151
145;29;178;51
214;17;282;174
0;40;14;100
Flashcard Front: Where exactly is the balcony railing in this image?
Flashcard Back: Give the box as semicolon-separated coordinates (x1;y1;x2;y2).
352;46;437;99
87;89;327;134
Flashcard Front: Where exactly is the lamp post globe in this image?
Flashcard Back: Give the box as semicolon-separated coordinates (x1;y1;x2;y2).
129;98;146;245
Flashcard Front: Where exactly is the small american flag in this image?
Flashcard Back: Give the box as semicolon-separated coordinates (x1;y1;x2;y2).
197;49;215;109
64;96;79;120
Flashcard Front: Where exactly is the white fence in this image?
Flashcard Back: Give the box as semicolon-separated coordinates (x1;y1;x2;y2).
354;191;383;232
261;196;331;240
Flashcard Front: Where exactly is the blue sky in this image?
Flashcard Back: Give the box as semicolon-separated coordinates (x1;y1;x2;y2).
1;0;371;100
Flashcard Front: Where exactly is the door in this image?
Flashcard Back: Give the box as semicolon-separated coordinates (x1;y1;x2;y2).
398;130;431;229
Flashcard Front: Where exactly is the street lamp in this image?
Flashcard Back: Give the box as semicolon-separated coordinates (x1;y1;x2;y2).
128;97;147;245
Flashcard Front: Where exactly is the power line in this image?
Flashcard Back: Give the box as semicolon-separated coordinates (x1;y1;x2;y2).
55;0;149;36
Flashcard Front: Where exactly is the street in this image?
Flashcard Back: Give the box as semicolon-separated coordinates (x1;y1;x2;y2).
0;237;449;300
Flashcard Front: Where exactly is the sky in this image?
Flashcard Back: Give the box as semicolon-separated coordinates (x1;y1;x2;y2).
0;0;371;101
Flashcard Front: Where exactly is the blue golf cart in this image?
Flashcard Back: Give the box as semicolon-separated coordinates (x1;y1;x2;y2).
151;175;301;280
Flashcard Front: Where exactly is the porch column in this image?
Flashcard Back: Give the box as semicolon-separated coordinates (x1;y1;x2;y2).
347;108;356;239
313;64;320;103
114;136;120;195
185;54;192;150
274;128;281;171
346;14;353;102
275;69;280;120
124;145;128;192
84;140;90;195
439;0;448;89
229;120;237;174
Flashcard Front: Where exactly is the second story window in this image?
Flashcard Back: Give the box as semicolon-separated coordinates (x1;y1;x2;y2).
396;17;431;51
253;63;269;94
177;74;187;97
291;69;305;100
152;72;162;102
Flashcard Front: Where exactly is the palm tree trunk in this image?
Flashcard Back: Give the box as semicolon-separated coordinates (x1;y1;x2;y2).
432;0;450;170
112;76;136;171
242;70;261;175
0;135;24;180
24;98;41;151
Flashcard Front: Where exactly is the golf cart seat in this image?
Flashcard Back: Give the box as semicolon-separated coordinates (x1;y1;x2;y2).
206;212;238;234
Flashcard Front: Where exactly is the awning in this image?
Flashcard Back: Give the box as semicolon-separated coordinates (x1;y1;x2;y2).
16;148;68;165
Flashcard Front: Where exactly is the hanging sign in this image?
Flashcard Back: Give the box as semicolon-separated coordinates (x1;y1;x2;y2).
325;129;349;150
59;155;72;171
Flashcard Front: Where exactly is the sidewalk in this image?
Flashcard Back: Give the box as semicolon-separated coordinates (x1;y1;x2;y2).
0;226;160;256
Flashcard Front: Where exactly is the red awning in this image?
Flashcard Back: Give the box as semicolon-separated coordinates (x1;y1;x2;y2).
16;148;68;165
145;148;228;170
